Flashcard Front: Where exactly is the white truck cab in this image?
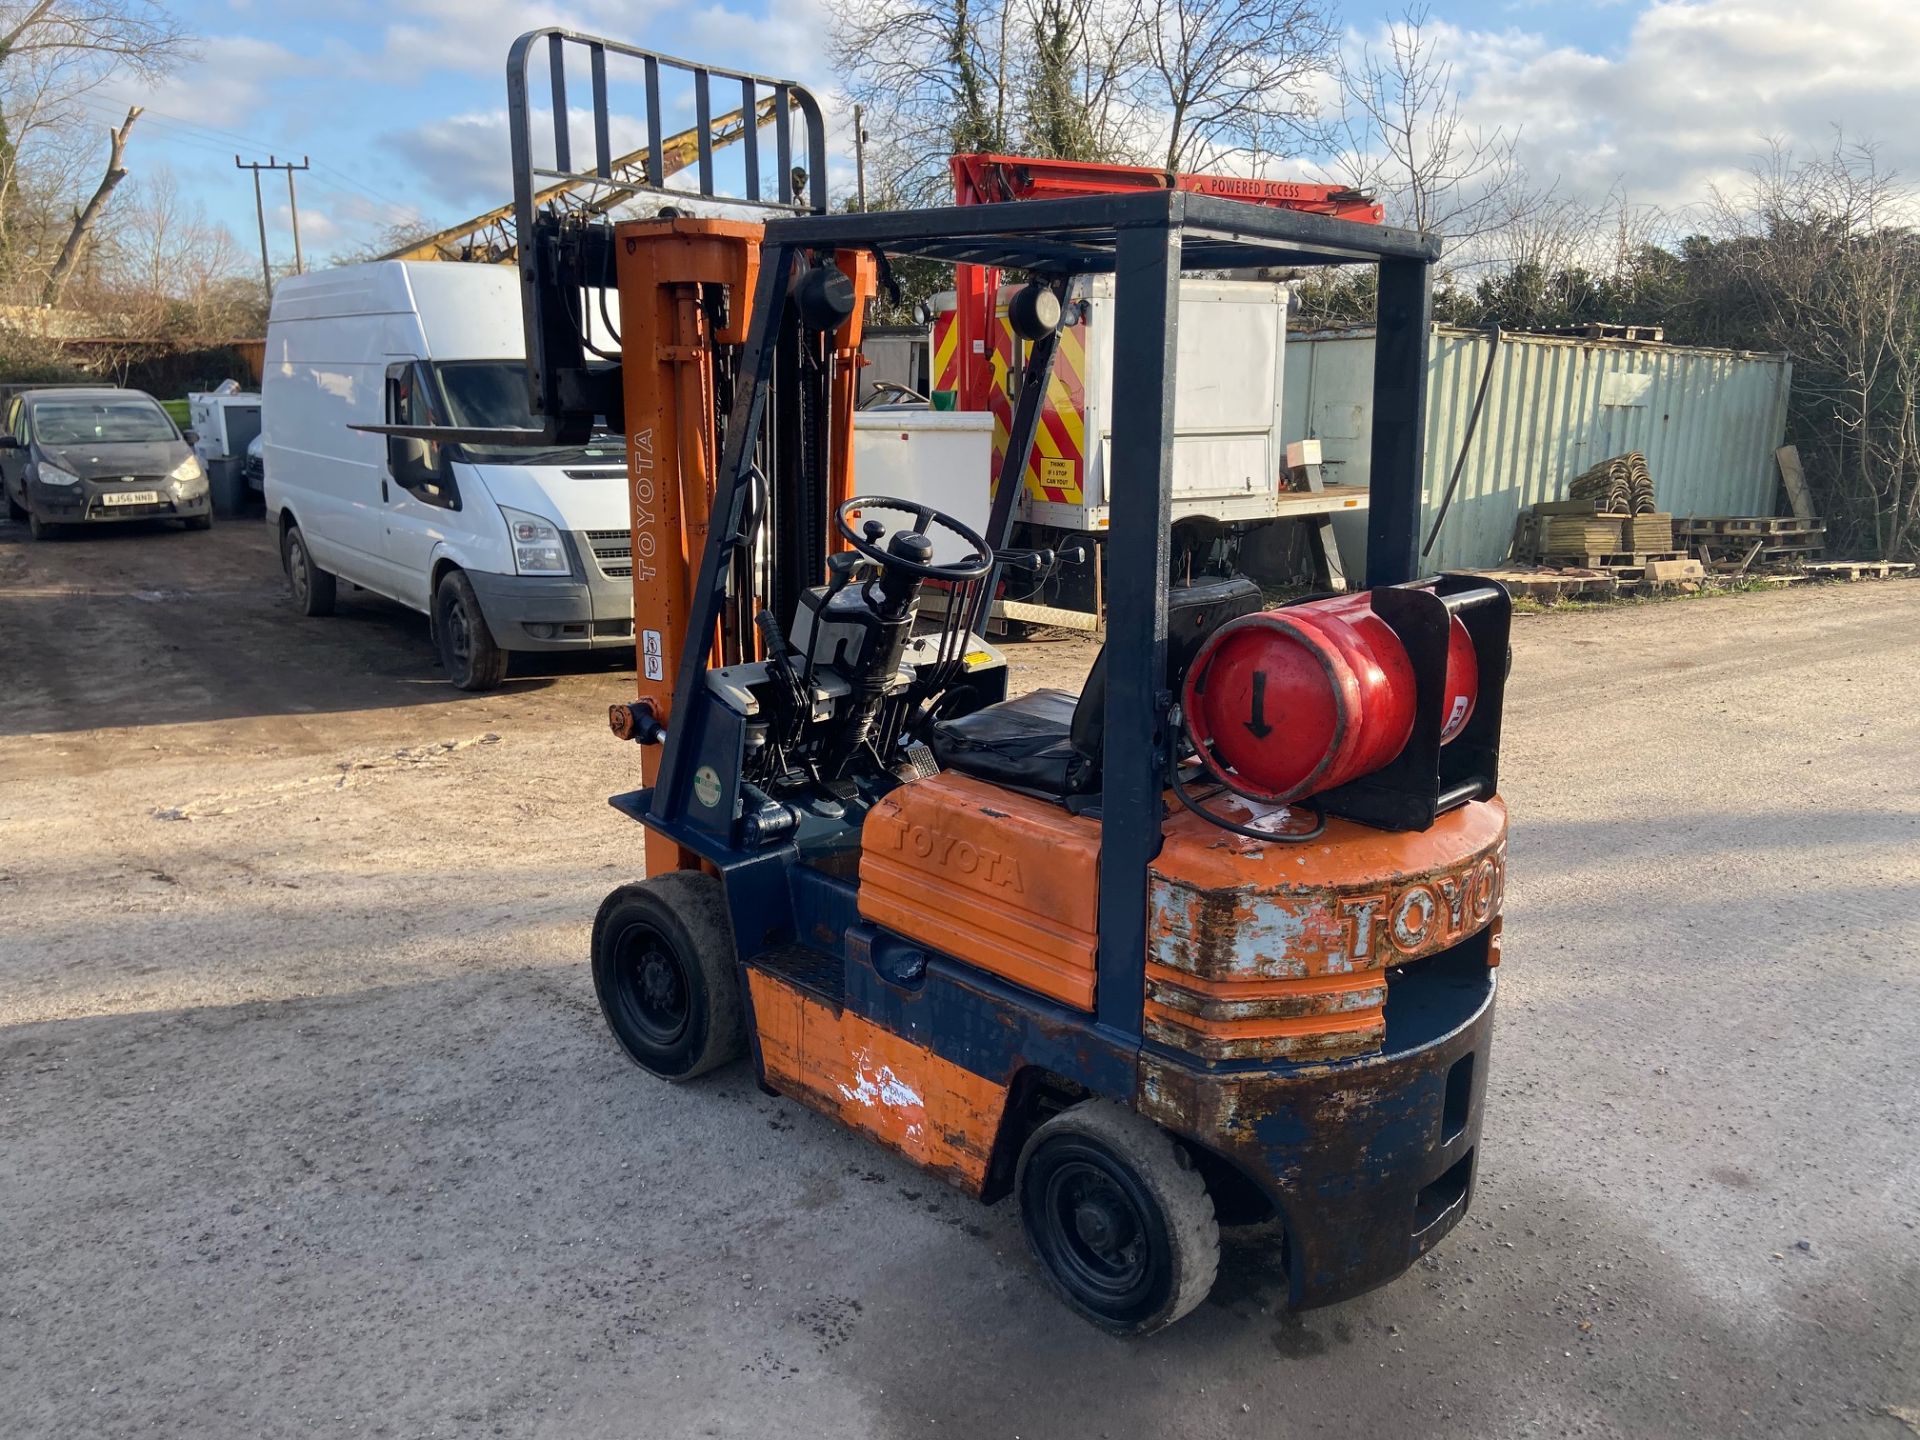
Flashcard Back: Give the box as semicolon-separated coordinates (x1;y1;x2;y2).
262;261;631;689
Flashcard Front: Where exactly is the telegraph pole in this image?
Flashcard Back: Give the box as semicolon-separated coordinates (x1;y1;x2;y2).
234;155;311;299
853;106;868;212
285;164;305;275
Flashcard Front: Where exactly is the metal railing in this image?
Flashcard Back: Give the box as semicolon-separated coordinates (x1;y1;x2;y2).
505;28;829;227
500;30;830;438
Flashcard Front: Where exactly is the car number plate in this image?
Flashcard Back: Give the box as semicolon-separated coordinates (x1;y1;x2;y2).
101;490;159;506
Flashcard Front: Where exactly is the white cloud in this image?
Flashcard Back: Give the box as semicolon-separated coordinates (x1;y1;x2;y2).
273;201;344;246
375;0;676;77
1445;0;1920;216
98;35;315;133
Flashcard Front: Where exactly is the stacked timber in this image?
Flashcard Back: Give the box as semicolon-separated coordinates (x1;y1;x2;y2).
1538;513;1628;558
1522;455;1682;572
1624;512;1674;552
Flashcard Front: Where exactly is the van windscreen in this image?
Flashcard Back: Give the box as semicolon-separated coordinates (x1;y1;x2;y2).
437;362;536;431
435;361;622;463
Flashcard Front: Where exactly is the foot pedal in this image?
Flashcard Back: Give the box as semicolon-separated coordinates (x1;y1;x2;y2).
903;739;939;779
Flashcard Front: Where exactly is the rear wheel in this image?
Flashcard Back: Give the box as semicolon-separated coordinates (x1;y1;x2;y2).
591;872;745;1081
282;524;336;616
433;568;507;691
1016;1100;1220;1335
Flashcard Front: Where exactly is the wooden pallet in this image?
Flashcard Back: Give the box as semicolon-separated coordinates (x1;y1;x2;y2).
1606;563;1703;584
1539;322;1665;342
1677;515;1826;537
1691;537;1824;569
1468;566;1619;600
1542;549;1686;568
1799;560;1916;580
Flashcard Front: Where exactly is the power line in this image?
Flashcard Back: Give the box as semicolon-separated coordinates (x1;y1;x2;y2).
70;94;422;215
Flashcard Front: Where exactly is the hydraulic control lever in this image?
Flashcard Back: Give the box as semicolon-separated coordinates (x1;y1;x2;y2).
996;544;1089;573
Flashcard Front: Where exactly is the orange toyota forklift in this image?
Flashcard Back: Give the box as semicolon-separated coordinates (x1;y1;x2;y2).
386;32;1510;1334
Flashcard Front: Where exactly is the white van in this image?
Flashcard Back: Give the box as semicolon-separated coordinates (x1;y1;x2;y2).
262;261;632;689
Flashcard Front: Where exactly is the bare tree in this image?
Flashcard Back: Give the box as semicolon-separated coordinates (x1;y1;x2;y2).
1018;0;1143;163
1332;6;1521;249
79;166;253;341
1700;136;1920;558
833;0;1013;205
1129;0;1335;172
0;0;188;293
836;0;1335;202
38;98;131;303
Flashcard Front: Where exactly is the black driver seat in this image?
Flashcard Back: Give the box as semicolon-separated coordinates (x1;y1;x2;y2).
927;575;1264;801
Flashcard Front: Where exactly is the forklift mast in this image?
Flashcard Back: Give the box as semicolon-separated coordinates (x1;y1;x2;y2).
498;31;881;874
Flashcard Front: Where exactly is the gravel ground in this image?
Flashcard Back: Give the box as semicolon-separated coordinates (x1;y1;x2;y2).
1;516;1916;1439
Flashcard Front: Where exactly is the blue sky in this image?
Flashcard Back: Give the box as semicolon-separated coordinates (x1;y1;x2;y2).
98;0;1916;264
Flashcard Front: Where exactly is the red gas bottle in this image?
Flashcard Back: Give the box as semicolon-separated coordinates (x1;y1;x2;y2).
1182;591;1478;805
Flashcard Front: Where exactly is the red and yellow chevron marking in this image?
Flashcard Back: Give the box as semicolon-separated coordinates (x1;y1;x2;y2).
932;309;961;396
986;312;1086;506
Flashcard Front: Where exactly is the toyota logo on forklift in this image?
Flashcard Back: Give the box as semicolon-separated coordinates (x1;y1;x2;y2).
1338;848;1506;962
397;28;1516;1338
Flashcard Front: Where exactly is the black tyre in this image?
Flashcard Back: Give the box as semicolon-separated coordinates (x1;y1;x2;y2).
591;872;745;1081
433;568;508;691
184;513;213;532
282;524;336;617
26;508;56;541
5;488;24;522
1016;1100;1220;1335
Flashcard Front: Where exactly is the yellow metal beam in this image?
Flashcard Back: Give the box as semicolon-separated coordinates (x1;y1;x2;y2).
382;97;779;264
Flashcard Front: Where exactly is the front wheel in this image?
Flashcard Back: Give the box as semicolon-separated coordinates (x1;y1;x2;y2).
184;513;213;532
433;569;508;691
26;509;56;541
1016;1100;1220;1335
282;524;336;616
591;873;745;1081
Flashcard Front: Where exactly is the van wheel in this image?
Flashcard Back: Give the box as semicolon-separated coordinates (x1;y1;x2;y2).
434;569;508;691
27;509;56;541
1016;1101;1220;1335
282;525;336;616
591;873;745;1081
184;514;213;532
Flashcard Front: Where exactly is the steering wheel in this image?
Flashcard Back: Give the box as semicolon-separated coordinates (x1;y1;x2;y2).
835;496;993;583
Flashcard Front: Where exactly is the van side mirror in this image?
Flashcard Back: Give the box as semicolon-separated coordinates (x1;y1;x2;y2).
182;429;199;446
389;435;440;490
0;435;19;450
